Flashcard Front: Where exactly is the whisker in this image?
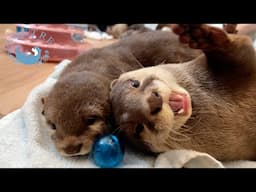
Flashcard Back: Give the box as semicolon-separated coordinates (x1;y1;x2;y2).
159;60;166;65
143;141;153;147
170;128;191;141
164;140;181;149
167;134;189;142
133;55;144;68
112;126;122;135
164;141;173;149
194;110;215;115
180;116;202;133
181;124;190;129
170;132;188;141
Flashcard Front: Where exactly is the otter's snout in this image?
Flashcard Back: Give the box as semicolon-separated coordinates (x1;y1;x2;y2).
147;91;163;115
63;143;82;155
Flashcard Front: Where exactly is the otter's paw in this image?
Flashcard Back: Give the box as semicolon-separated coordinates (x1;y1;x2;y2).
171;24;230;51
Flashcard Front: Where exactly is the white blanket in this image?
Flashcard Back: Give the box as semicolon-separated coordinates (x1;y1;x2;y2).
1;59;256;168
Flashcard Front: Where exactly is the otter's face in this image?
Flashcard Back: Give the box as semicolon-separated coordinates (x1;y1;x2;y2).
42;72;111;156
110;67;192;153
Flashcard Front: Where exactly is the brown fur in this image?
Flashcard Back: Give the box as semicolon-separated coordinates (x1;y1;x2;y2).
42;30;201;156
110;24;256;161
106;24;153;39
106;24;129;38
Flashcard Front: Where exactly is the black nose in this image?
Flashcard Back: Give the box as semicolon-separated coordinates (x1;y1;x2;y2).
64;144;82;155
130;79;140;88
147;91;163;115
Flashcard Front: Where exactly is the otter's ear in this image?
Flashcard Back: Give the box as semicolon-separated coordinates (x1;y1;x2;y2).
41;97;46;115
110;79;118;90
41;97;45;105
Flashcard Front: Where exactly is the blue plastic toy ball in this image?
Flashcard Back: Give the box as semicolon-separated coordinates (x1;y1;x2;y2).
92;134;124;168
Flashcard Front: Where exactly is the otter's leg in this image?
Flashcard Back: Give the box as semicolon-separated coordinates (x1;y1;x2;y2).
171;24;256;74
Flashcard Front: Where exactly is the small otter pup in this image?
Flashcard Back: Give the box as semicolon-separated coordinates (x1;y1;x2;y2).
41;30;200;156
110;24;256;161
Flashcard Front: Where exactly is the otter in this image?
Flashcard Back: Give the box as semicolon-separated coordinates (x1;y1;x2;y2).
110;24;256;161
41;30;201;156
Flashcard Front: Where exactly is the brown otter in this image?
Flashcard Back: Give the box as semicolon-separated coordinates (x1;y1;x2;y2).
110;24;256;161
41;30;201;156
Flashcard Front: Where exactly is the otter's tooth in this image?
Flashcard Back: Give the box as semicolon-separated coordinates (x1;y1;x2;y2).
177;109;184;114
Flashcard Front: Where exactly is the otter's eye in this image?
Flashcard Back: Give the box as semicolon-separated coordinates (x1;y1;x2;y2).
129;80;140;88
47;121;56;130
86;116;98;126
152;91;160;98
135;124;144;138
51;123;56;130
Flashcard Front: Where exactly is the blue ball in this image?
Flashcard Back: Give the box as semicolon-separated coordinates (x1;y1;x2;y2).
92;134;124;168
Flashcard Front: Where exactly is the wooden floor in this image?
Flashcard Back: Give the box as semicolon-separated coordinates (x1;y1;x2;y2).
0;24;115;116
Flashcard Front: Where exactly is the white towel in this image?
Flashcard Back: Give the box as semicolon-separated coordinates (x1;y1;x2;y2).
1;59;256;168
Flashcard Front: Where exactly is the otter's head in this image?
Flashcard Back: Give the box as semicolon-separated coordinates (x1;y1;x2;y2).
42;71;112;156
110;66;192;153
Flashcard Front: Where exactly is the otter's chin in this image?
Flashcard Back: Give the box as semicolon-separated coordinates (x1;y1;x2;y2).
59;147;92;157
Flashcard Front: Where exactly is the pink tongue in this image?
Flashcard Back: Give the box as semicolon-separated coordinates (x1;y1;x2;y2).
169;100;183;112
169;92;185;114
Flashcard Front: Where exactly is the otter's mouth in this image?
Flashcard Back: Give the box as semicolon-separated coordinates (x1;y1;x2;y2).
169;92;190;116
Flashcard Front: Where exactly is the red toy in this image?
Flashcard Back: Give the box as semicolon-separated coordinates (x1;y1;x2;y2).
4;24;93;62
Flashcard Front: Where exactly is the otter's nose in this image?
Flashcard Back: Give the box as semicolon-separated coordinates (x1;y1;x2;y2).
64;144;82;155
147;91;163;115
